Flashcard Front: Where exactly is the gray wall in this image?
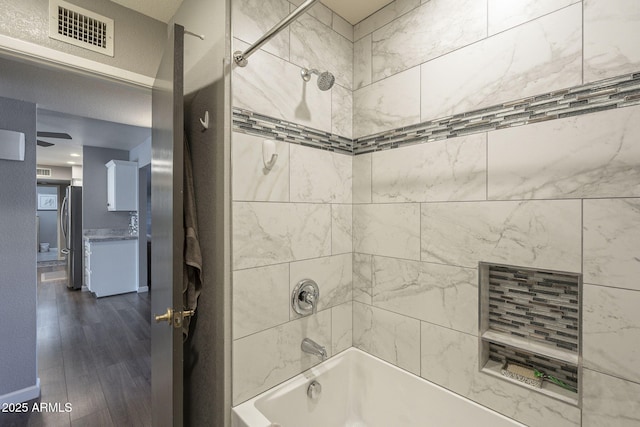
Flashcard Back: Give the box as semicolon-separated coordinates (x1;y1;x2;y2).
37;185;59;247
82;145;130;230
0;96;37;398
176;0;231;423
0;0;166;78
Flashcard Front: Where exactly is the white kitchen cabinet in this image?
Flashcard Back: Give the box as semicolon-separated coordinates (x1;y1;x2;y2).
106;160;138;211
84;238;138;297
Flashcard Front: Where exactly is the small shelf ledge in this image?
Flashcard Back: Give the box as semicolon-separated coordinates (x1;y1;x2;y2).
481;359;579;407
481;330;578;365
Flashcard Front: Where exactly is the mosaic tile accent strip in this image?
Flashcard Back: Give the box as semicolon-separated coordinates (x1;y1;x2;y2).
233;71;640;156
488;342;578;392
485;264;581;353
232;109;353;155
354;71;640;154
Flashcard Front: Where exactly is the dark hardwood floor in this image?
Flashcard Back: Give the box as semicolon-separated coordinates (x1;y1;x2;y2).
1;265;151;427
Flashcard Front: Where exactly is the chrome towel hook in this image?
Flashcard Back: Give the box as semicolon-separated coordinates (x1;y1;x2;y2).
262;139;278;170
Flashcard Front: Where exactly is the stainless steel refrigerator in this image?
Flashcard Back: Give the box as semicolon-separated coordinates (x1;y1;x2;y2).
61;186;82;290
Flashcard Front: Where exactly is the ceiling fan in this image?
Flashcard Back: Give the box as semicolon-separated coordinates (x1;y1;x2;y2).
36;131;72;147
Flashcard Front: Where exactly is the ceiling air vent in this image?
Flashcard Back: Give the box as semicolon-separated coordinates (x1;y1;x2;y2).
49;0;114;57
37;168;52;177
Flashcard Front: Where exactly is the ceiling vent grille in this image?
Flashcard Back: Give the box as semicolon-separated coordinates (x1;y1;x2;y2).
49;0;114;57
37;168;52;177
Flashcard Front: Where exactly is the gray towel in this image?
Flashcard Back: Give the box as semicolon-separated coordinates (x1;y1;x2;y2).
183;134;202;339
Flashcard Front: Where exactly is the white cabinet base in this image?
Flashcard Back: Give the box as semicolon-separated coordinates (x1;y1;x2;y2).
85;239;138;298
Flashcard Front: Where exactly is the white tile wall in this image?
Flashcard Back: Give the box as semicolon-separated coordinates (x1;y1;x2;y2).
584;0;640;82
232;0;640;422
290;13;353;90
232;202;331;269
352;153;372;203
331;204;353;255
353;66;421;138
371;134;486;203
353;203;421;260
371;0;486;81
233;264;290;339
353;302;421;375
290;145;352;203
289;254;352;318
584;198;640;291
420;4;582;121
353;253;372;305
420;323;581;427
233;39;332;132
421;200;582;272
583;284;640;383
373;257;477;334
353;0;421;41
488;106;640;200
231;132;290;202
232;0;291;60
331;302;353;353
487;0;577;35
232;309;332;404
353;35;372;90
582;369;640;427
331;84;353;139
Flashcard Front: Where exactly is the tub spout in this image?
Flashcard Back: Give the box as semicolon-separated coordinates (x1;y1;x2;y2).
301;338;327;361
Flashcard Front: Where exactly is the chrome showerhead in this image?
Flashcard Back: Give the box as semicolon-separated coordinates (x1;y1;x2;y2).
301;68;335;91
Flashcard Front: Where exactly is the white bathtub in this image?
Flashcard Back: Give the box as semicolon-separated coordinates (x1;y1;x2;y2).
232;348;524;427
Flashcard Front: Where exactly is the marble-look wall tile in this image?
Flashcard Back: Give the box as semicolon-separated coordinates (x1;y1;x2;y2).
582;369;640;427
233;39;332;133
420;4;582;121
488;106;640;200
353;0;421;41
353;66;421;138
290;145;352;203
331;84;353;139
332;302;353;354
353;203;420;260
372;0;486;81
232;132;289;202
289;0;332;27
488;0;577;35
583;284;640;383
233;264;289;339
233;202;331;269
421;200;582;272
584;0;640;83
353;253;373;305
232;0;290;60
353;302;420;374
331;204;353;255
373;257;477;334
420;323;581;427
469;368;581;427
290;13;353;90
353;35;372;90
332;13;353;42
420;322;477;396
289;254;352;317
584;199;640;291
233;310;332;404
353;153;372;203
371;134;486;203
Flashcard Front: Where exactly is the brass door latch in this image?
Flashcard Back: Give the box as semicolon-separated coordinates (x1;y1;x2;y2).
154;308;195;328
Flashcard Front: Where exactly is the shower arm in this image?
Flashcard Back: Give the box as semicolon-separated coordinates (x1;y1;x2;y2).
233;0;318;67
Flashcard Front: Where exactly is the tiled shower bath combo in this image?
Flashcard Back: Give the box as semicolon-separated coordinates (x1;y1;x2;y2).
230;0;640;426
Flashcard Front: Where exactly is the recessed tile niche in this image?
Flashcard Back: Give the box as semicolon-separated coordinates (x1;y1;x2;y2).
478;262;581;406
